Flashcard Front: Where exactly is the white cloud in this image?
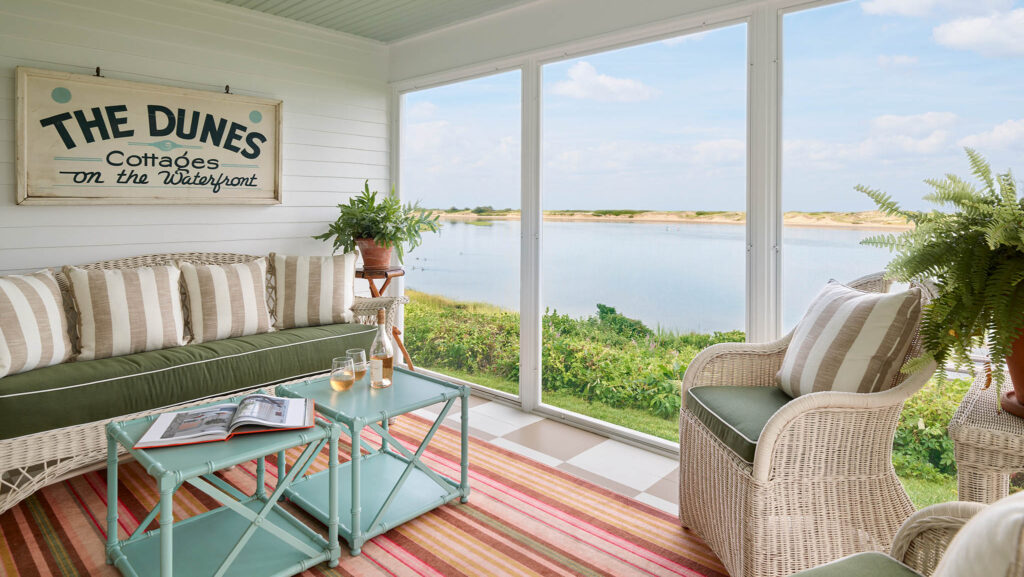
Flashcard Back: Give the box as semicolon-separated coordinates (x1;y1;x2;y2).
877;54;919;67
691;139;746;164
662;31;709;46
871;111;957;136
959;118;1024;149
406;101;438;120
546;138;744;174
861;0;1012;17
551;61;660;103
862;0;941;17
405;120;449;156
785;112;957;169
933;8;1024;56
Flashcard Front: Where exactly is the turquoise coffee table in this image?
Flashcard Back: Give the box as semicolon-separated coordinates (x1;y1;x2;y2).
105;396;341;577
276;367;470;556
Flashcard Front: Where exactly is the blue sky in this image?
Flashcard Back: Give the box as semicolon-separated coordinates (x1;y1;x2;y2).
402;0;1024;212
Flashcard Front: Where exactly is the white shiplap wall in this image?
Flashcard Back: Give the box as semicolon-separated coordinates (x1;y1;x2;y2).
0;0;390;275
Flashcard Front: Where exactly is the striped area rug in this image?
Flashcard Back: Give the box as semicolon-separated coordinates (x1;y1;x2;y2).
0;414;726;576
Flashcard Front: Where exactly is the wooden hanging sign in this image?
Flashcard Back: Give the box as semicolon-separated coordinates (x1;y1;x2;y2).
15;67;282;205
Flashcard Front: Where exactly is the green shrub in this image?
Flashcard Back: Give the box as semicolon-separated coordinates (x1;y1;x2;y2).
404;291;741;419
595;304;653;340
592;209;648;217
894;377;970;480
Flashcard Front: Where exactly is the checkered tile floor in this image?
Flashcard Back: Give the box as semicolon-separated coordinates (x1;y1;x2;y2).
412;394;680;515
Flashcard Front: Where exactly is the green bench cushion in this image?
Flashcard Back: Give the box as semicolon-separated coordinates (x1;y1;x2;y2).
685;385;793;463
0;324;376;440
791;552;922;576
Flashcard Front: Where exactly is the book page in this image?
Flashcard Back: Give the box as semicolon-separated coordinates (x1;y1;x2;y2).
230;394;307;430
135;404;237;448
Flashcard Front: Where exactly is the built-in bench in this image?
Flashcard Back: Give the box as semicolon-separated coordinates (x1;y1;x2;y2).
0;252;401;514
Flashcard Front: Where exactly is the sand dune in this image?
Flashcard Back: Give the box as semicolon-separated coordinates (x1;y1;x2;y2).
430;210;912;230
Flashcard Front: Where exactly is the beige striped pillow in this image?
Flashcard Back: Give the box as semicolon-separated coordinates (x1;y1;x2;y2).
179;259;272;344
776;280;922;397
271;252;356;329
0;271;73;378
65;265;186;361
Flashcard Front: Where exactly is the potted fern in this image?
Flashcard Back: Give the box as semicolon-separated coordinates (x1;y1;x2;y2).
314;181;440;271
861;149;1024;415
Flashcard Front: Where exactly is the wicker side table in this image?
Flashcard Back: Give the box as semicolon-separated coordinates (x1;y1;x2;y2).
949;372;1024;503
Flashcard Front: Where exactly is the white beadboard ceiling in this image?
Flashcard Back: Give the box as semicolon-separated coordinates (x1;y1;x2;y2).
212;0;536;43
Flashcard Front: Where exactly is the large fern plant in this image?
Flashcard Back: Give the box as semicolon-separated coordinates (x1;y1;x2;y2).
313;180;439;263
860;149;1024;386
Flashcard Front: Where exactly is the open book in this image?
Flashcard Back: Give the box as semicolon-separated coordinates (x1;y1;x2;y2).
134;394;315;449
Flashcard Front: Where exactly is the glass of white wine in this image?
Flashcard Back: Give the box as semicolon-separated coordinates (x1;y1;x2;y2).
346;348;368;383
330;356;356;391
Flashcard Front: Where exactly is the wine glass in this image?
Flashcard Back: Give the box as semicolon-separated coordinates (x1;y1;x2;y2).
346;348;367;382
330;356;356;391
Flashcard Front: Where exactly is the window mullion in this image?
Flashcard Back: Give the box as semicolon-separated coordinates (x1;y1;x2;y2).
746;6;783;343
520;60;542;411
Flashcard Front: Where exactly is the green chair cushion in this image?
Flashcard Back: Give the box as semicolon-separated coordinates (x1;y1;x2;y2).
791;552;923;576
684;385;793;463
0;324;377;440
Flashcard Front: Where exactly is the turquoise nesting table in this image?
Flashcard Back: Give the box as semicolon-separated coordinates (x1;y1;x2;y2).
276;366;471;556
104;396;341;577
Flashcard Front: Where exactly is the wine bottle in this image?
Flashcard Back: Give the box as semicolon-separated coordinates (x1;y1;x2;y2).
369;308;394;388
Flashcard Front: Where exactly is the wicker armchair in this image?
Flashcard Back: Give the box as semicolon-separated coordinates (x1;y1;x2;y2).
0;252;403;515
795;495;1024;576
678;272;938;577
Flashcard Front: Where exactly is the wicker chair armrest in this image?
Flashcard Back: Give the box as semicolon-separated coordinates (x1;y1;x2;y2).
751;361;937;481
889;501;984;576
681;335;792;396
351;295;407;334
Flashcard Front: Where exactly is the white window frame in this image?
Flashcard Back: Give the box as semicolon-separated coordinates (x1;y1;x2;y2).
390;0;846;457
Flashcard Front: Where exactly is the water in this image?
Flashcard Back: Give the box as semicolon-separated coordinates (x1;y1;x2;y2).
404;219;894;333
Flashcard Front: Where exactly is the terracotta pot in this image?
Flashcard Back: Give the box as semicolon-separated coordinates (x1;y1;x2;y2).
1000;332;1024;418
355;238;392;271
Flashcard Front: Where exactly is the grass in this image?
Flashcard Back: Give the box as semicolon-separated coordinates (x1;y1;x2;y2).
591;209;649;217
900;475;958;508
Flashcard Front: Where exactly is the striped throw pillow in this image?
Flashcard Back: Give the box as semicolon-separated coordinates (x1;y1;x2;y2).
0;271;73;378
65;265;186;361
179;259;272;344
271;252;356;329
776;280;922;397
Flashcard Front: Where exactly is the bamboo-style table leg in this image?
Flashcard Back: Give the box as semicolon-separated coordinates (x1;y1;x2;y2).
159;483;174;577
328;430;340;567
106;435;118;564
350;420;363;556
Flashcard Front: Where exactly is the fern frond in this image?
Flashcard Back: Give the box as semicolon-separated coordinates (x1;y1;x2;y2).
965;148;995;194
855;185;907;218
